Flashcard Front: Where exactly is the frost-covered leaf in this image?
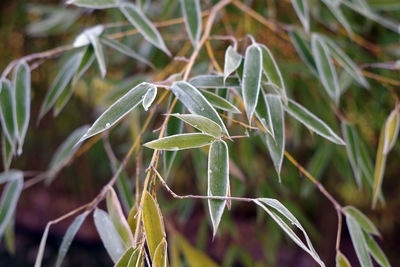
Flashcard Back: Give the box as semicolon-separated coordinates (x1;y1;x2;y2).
88;34;106;78
171;113;222;138
289;30;317;73
153;238;168;267
0;80;16;147
382;108;400;155
342;122;362;188
144;133;215;151
67;0;119;9
0;175;23;238
292;0;310;33
189;75;241;88
142;85;157;111
224;46;242;82
73;25;104;48
322;1;353;35
363;232;391;267
180;0;201;47
344;206;380;236
1;135;13;171
200;89;240;114
346;215;372;267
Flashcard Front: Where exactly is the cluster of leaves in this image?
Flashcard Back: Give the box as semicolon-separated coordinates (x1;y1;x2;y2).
0;0;400;266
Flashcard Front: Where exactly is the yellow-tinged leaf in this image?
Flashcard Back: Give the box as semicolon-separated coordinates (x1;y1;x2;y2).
152;238;168;267
336;251;351;267
127;205;138;235
372;127;387;209
143;191;166;259
383;108;400;154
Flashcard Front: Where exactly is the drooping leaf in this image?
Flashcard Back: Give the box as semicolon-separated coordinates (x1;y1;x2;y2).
311;34;340;103
0;175;23;237
171;113;222;138
285;99;345;145
342;122;363;188
153;238;168;267
53;84;73;117
208;140;229;237
292;0;310;33
264;94;285;180
336;251;351;267
46;125;89;184
38;51;85;120
170;81;229;135
255;91;274;137
88;34;107;78
142;191;166;259
242;44;262;121
2;132;13;171
372;125;387;209
363;232;391;267
0;170;23;184
120;3;170;56
142;85;157;111
34;223;50;267
5;215;15;255
79;83;156;143
55;211;89;267
144;133;214;151
382;108;400;155
12;61;31;152
189;75;241;89
180;0;201;47
93;208;125;263
224;46;242;82
0;80;16;147
289;30;317;73
67;0;119;9
127;205;138;235
346;215;373;267
108;160;134;212
73;45;96;85
322;1;353;35
200;89;240;114
344;206;380;236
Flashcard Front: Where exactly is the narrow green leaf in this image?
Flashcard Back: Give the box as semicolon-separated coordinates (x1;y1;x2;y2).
372;126;387;209
322;1;353;35
311;34;340;103
101;36;154;68
67;0;119;9
285;99;345;145
171;81;229;136
189;75;241;88
359;138;374;187
93;208;125;263
5;215;15;255
0;80;16;147
264;94;285;180
342;122;363;188
171;113;222;138
142;191;166;259
344;206;380;236
88;34;107;78
2;133;13;171
55;211;89;267
38;51;84;120
289;30;317;73
34;223;50;267
255;91;274;137
53;84;73;117
142;85;157;111
180;0;201;47
144;133;214;151
73;25;104;48
208;140;229;237
120;3;170;56
292;0;310;33
336;251;351;267
110;161;134;212
0;170;23;184
12;61;31;153
153;238;168;267
79;83;156;143
73;45;95;85
46;125;89;184
242;44;262;121
382;108;400;155
224;46;242;82
367;0;400;10
346;215;373;267
0;175;23;237
200;89;241;114
363;232;391;267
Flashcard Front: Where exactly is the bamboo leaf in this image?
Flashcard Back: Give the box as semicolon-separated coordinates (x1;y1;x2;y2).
79;83;156;143
363;232;391;267
144;133;215;151
382;108;400;155
311;34;340;103
255;91;274;137
115;247;135;267
12;61;31;153
180;0;201;47
34;223;50;267
344;206;380;236
153;238;168;267
88;34;107;78
5;215;15;255
171;113;222;138
0;170;23;184
46;125;89;184
372;124;388;208
1;134;13;171
120;3;170;56
73;45;96;85
208;140;229;237
285;99;345;145
264;94;285;180
55;211;89;267
292;0;310;33
189;75;241;88
336;251;351;267
171;81;229;136
142;191;166;259
67;0;119;9
200;89;241;114
224;46;242;82
322;1;353;35
53;84;73;117
342;122;363;188
0;175;23;238
346;215;373;267
73;25;104;48
289;30;317;73
93;208;125;263
127;246;143;267
127;205;138;235
142;85;157;111
0;80;16;147
242;44;262;121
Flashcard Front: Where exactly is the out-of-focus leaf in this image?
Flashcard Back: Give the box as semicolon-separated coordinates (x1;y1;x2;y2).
264;94;285;180
38;51;84;120
285;99;345;145
363;232;391;267
2;133;13;171
342;122;362;188
53;84;73;117
109;160;133;212
224;46;242;82
144;133;214;151
242;44;262;121
73;25;104;48
367;0;400;10
0;170;22;185
346;215;372;267
200;89;240;114
5;215;15;255
142;191;166;259
93;208;125;263
372;124;388;208
12;61;31;153
171;113;222;138
170;81;229;135
34;223;50;267
180;0;201;47
292;0;310;33
311;34;340;103
0;175;23;237
336;251;351;267
254;198;324;266
289;31;317;73
73;45;95;85
79;83;156;143
153;238;168;267
343;206;379;236
101;36;154;68
322;1;353;35
107;188;134;248
142;85;157;111
67;0;119;9
46;125;89;184
189;75;241;89
88;34;106;78
208;140;229;237
382;108;400;154
120;3;171;56
55;211;89;267
0;80;16;147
